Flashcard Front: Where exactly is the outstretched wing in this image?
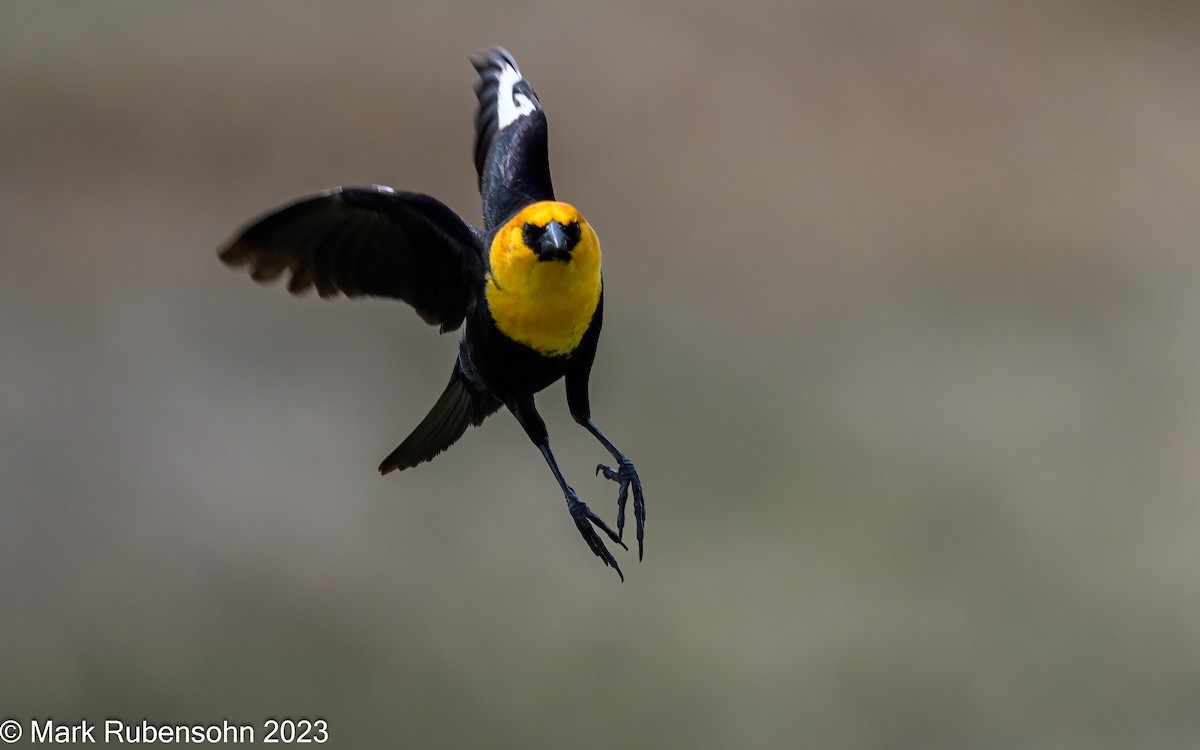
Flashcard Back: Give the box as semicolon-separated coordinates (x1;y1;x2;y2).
218;186;485;332
471;47;555;230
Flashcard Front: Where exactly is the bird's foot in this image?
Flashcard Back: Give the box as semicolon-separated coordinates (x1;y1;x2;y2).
596;458;645;560
566;492;627;581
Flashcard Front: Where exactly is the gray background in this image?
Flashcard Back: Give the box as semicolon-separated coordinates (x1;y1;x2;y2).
3;1;1199;747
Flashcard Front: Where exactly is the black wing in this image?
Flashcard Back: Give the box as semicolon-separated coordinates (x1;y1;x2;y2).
218;186;485;332
471;47;555;230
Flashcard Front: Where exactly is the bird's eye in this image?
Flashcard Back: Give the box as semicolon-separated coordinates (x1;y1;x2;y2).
522;223;544;249
564;221;582;246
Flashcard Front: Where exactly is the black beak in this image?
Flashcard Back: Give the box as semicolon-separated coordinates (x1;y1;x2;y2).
537;221;571;261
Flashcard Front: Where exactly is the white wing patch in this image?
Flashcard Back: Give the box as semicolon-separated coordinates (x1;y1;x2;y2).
495;62;536;129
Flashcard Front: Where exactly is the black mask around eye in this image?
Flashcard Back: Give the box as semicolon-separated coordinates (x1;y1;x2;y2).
524;220;577;261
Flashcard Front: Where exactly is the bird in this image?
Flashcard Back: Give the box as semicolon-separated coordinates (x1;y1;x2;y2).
218;47;645;580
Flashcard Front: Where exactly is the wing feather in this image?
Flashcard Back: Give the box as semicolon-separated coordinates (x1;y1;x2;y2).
470;47;555;229
218;186;484;331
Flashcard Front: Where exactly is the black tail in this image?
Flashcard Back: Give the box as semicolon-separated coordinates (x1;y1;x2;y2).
378;365;500;474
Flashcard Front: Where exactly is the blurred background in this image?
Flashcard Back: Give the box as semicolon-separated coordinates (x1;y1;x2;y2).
3;1;1200;747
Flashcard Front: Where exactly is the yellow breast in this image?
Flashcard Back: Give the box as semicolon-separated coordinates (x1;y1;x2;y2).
484;201;602;357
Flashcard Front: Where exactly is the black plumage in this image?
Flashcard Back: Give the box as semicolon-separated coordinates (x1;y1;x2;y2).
219;47;645;579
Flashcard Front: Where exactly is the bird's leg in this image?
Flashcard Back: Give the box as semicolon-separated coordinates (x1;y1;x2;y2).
536;443;627;581
580;419;645;560
508;397;626;580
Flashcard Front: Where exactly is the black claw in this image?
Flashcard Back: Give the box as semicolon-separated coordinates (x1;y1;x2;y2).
566;494;626;580
633;482;645;561
569;494;626;548
596;459;645;561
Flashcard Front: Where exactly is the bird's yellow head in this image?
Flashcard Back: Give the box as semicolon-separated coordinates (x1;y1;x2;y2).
485;201;602;357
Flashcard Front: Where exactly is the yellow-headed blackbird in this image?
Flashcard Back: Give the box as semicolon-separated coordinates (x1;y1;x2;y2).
219;48;645;579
